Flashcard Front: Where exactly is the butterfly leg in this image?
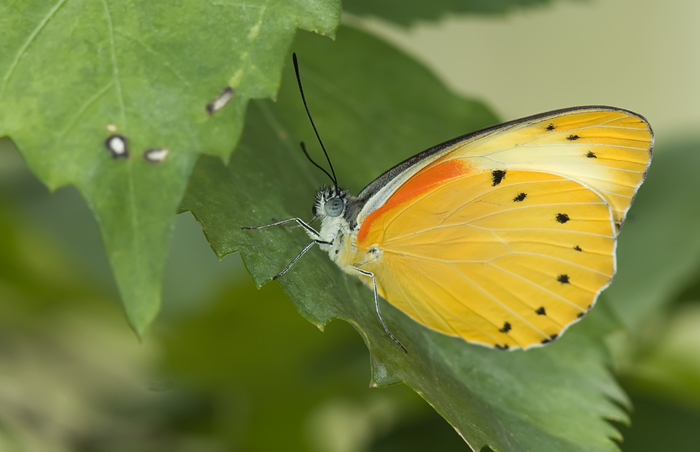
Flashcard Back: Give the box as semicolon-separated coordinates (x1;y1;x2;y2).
242;217;321;239
353;268;407;353
273;239;332;280
272;216;318;229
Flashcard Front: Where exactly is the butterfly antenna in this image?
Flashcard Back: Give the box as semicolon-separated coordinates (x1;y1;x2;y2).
300;141;335;184
292;53;338;189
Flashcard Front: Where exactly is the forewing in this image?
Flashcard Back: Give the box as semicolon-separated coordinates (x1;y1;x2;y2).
357;107;653;231
438;107;653;227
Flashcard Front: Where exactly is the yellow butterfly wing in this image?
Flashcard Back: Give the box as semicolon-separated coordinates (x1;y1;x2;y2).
440;107;652;228
352;107;652;349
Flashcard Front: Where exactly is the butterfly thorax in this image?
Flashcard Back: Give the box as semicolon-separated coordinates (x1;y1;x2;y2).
311;185;375;271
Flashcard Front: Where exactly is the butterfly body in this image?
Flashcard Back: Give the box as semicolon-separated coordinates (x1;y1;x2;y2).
310;187;357;265
297;106;652;351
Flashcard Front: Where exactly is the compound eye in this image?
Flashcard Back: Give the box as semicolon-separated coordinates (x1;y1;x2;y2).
324;197;344;217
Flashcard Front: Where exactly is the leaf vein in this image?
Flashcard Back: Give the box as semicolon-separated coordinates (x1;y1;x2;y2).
0;0;69;100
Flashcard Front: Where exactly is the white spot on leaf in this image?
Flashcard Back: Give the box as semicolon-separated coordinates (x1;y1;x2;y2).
206;86;234;114
105;134;128;159
143;148;169;163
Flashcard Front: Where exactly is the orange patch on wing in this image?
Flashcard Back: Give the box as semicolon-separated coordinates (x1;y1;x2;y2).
358;159;473;245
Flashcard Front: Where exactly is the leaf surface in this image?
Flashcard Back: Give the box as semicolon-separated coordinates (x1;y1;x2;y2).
0;0;341;335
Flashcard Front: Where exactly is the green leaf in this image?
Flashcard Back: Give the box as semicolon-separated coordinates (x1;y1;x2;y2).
343;0;562;26
618;385;700;452
182;26;629;451
621;304;700;407
0;1;341;336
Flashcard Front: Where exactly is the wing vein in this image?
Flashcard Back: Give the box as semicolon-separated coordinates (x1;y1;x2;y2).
387;202;609;244
441;201;607;227
415;267;504;344
511;252;613;277
469;225;614;237
447;264;550;345
488;263;585;311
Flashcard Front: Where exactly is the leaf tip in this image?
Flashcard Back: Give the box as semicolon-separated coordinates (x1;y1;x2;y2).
129;314;155;341
368;353;400;387
121;289;161;341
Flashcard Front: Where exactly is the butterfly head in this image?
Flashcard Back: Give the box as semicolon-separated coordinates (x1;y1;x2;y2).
313;185;349;219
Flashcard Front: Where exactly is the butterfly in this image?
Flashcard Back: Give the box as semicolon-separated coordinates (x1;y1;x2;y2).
245;54;653;352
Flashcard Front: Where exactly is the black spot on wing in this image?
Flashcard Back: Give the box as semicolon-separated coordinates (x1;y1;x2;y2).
536;307;546;315
577;312;585;318
586;151;597;158
541;334;558;345
567;134;580;141
499;322;512;333
546;123;555;131
556;213;570;224
491;170;507;186
557;274;570;284
494;344;510;350
513;192;527;202
574;245;582;252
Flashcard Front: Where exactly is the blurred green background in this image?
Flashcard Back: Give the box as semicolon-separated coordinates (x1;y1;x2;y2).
2;1;700;451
